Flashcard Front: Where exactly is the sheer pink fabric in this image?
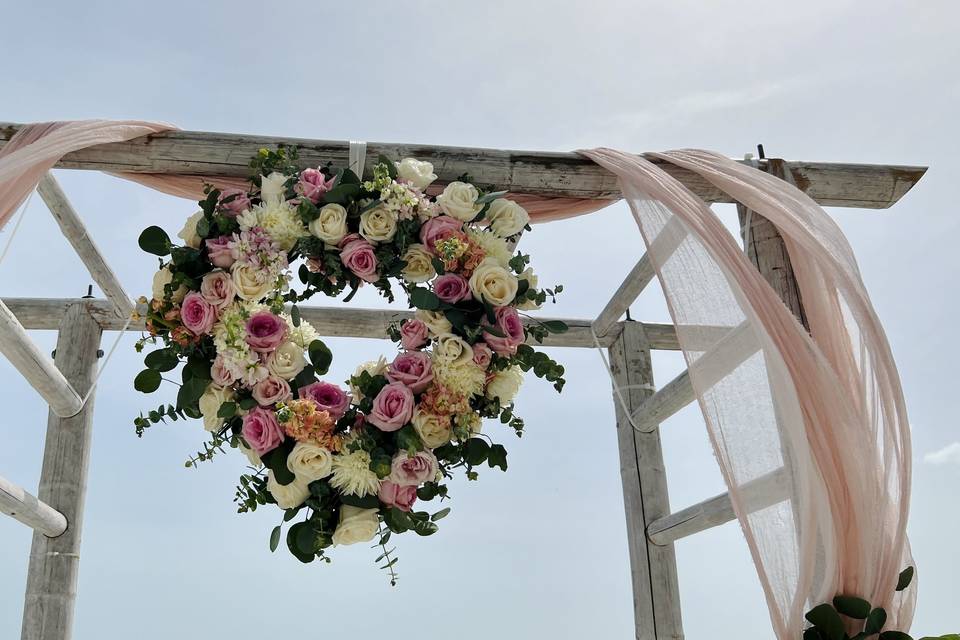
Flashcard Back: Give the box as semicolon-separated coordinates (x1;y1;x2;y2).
581;148;914;639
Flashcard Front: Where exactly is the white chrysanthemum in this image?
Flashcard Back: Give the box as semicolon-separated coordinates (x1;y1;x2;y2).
282;313;320;349
434;361;486;398
466;228;512;268
329;450;381;497
349;357;389;400
486;365;523;404
241;201;307;251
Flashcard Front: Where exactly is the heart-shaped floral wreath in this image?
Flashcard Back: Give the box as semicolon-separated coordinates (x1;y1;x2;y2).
132;148;567;580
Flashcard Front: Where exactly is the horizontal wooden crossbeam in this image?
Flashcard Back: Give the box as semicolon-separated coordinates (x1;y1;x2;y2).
0;123;926;207
0;473;67;538
0;297;685;351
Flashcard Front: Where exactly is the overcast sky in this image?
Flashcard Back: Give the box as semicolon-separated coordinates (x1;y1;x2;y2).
2;1;958;638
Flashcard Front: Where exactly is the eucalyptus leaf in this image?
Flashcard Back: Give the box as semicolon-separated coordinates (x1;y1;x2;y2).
138;226;171;256
134;369;162;393
269;525;282;552
805;604;845;640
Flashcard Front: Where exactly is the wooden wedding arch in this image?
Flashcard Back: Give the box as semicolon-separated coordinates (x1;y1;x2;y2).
0;123;926;640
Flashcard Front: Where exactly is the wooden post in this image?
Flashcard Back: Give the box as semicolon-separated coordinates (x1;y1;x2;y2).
609;321;683;640
21;303;102;640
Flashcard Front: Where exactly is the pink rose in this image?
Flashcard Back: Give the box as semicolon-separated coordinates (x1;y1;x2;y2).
245;311;288;353
388;451;438;486
180;291;217;335
386;351;434;394
205;235;236;268
299;381;351;419
218;188;251;217
296;168;335;203
433;273;471;303
378;480;417;512
400;319;429;350
472;343;492;369
367;382;414;432
419;215;464;253
340;237;379;283
200;271;235;310
241;406;285;454
211;354;236;386
252;376;292;406
483;306;525;356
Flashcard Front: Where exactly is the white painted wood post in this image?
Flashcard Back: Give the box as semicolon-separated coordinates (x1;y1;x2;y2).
21;302;102;640
609;321;683;640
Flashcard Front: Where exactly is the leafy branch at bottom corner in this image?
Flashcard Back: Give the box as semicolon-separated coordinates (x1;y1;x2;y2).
372;525;399;587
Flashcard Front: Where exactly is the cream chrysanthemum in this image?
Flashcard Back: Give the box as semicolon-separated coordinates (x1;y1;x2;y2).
466;229;512;268
282;313;320;349
239;201;307;251
433;360;486;398
329;449;381;497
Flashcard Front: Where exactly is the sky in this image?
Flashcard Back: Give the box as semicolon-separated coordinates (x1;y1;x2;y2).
1;1;958;637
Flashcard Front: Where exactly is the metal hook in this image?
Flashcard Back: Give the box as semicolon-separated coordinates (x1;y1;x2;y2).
757;144;766;160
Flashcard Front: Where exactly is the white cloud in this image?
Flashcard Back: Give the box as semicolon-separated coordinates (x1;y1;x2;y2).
923;442;960;465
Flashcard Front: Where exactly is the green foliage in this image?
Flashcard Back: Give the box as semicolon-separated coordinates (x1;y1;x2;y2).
138;226;171;256
308;339;333;375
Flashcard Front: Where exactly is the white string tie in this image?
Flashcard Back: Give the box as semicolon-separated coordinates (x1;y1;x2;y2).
590;324;653;432
348;141;367;180
0;189;33;267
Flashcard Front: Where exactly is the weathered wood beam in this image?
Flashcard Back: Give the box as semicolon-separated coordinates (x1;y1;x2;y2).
22;303;102;640
0;123;926;207
646;468;789;546
0;474;67;538
0;297;686;351
0;299;83;418
37;173;133;317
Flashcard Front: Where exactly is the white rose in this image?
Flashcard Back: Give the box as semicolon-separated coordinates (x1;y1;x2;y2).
260;172;289;206
349;357;389;400
287;442;333;481
151;265;187;303
267;471;310;510
415;309;452;338
401;244;436;283
468;258;518;307
308;204;348;246
486;366;523;405
177;210;204;249
412;410;453;449
396;158;437;190
516;267;541;310
433;334;475;367
267;341;307;380
332;505;379;546
436;181;482;221
486;199;529;238
359;207;398;243
198;384;234;432
232;264;275;301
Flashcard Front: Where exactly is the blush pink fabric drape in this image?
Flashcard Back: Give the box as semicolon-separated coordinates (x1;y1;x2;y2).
581;148;914;639
0;122;914;639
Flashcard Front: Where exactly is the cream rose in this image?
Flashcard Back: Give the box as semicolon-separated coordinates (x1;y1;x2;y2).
436;181;482;221
260;172;289;206
486;366;523;405
433;334;475;367
177;210;204;249
267;471;310;510
198;384;234;432
468;258;518;307
151;265;187;303
287;442;333;481
412;410;453;448
415;309;452;337
401;244;436;283
332;505;379;546
397;158;437;190
359;207;398;243
232;265;275;301
516;267;541;310
308;204;348;245
486;198;529;238
266;341;307;380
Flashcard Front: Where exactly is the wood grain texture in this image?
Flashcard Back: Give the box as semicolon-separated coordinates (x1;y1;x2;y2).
0;123;926;207
21;303;102;640
0;299;82;417
0;474;67;538
609;322;683;640
37;173;133;317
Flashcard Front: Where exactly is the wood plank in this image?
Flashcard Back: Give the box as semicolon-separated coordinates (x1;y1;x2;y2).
0;123;926;207
609;322;683;640
0;474;67;538
0;299;83;417
37;173;133;317
21;303;102;640
646;468;789;546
